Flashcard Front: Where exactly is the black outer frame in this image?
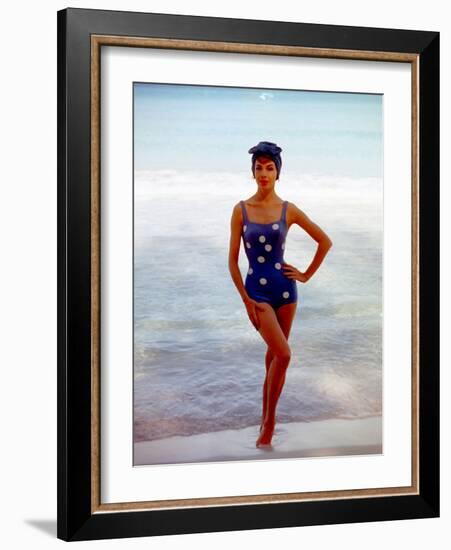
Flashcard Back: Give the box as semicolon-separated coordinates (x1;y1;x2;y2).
57;7;439;542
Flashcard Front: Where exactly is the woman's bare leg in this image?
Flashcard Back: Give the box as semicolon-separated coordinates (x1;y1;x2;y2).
260;348;273;431
258;351;290;445
260;302;297;431
253;303;296;446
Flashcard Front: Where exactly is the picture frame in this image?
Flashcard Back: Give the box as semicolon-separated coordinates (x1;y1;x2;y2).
57;7;439;542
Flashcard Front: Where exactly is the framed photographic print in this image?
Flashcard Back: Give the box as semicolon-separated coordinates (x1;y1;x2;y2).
57;7;439;542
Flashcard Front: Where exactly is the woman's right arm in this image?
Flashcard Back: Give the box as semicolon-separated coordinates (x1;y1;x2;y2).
228;204;263;330
228;203;250;304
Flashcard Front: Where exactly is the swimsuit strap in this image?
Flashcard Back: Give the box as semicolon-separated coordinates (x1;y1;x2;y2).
282;200;288;222
240;200;249;224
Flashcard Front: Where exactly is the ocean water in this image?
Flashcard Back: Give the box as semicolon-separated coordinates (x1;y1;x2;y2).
134;83;383;179
133;169;382;442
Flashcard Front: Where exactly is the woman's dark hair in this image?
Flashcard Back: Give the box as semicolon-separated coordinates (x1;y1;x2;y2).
248;141;283;179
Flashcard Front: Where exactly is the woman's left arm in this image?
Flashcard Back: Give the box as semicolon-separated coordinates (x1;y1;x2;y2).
282;203;333;283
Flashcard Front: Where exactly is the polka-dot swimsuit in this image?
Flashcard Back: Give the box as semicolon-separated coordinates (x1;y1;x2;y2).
241;200;298;310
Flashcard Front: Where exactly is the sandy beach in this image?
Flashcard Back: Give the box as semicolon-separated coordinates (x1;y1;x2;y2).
134;415;382;466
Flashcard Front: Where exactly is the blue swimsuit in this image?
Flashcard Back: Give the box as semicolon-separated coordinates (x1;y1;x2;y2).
241;200;298;310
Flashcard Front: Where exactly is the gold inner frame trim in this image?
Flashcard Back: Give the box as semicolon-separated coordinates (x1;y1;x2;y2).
90;34;420;514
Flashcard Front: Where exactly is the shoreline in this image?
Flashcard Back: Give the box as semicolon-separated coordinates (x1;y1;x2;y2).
134;415;382;466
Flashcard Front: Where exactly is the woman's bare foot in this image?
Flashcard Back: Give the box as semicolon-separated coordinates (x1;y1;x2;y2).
256;420;275;447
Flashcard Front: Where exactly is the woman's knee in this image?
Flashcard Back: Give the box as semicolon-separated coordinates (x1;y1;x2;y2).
257;304;291;363
272;345;291;364
266;345;291;360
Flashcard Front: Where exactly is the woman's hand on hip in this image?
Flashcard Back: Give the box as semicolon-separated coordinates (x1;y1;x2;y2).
282;263;309;283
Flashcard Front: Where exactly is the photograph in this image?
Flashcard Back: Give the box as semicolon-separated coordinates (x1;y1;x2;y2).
55;6;439;541
0;0;446;544
133;82;383;465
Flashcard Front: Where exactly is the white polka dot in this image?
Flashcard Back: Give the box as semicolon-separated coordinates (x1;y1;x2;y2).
246;242;251;249
259;278;267;285
275;263;281;270
248;268;253;275
283;291;290;299
272;223;279;230
281;242;285;250
257;256;265;263
264;244;272;252
259;235;266;243
243;225;247;232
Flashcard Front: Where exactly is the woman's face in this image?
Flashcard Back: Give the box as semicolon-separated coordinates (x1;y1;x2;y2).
253;156;278;188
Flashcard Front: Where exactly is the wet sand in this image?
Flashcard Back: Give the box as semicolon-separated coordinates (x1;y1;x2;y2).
134;415;382;466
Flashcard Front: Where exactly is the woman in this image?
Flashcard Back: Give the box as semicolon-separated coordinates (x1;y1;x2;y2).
228;141;333;447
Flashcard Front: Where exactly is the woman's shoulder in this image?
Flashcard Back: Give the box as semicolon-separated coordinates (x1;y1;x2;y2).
231;201;245;223
285;200;303;213
238;197;253;205
285;200;308;226
233;198;252;214
284;199;294;214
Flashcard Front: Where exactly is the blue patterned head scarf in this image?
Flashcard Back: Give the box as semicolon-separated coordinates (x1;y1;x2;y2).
248;141;283;179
